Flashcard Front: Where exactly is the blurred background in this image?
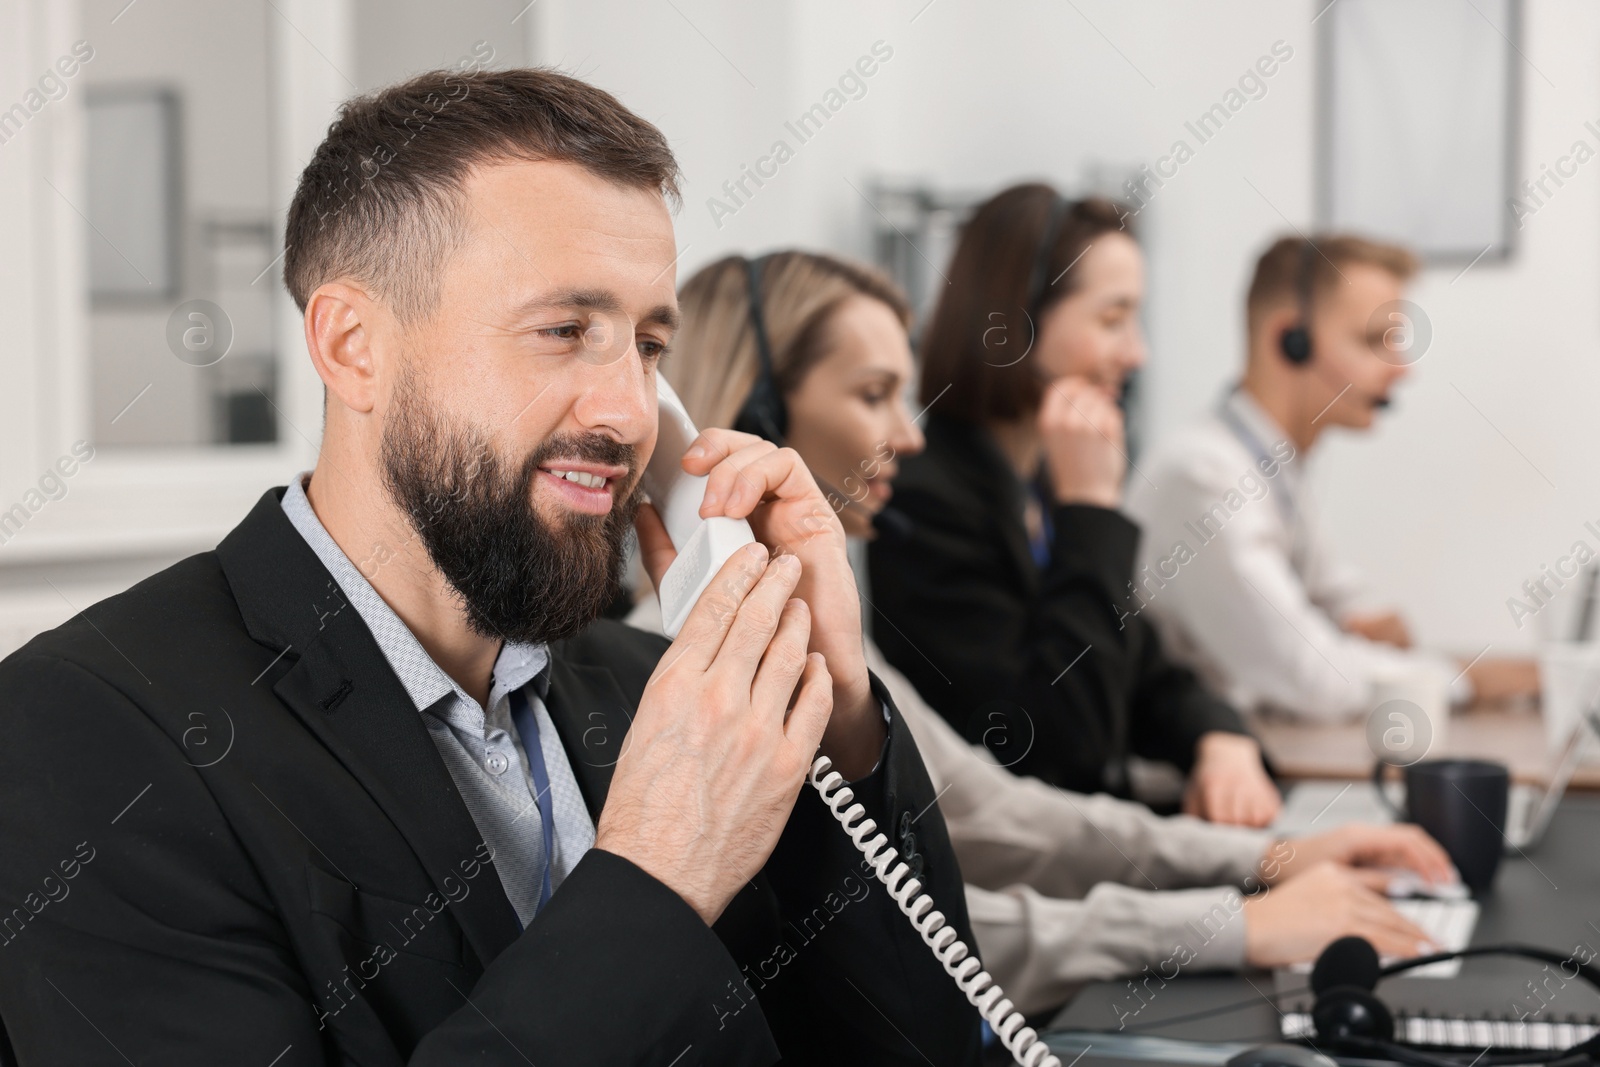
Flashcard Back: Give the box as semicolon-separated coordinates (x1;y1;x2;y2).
0;0;1586;664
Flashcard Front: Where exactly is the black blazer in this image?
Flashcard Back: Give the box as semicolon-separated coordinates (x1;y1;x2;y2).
0;487;981;1066
868;414;1250;797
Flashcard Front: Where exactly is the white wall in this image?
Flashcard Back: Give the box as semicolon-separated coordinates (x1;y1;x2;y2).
0;0;1588;658
1316;2;1600;654
543;0;1595;655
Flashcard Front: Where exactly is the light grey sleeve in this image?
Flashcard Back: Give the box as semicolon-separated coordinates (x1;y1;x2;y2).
966;882;1250;1017
866;639;1274;896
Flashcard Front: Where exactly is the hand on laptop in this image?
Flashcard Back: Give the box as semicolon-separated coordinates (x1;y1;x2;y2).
1265;823;1458;888
1183;731;1281;827
1241;861;1436;968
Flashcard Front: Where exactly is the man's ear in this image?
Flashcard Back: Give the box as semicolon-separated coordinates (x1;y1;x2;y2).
304;282;382;415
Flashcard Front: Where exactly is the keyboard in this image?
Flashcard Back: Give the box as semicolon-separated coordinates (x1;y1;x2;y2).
1391;898;1480;978
1286;899;1479;979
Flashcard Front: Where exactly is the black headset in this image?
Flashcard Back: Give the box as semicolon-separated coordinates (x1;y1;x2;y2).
732;254;789;445
727;253;913;542
1278;238;1319;366
1309;936;1600;1067
1025;192;1073;331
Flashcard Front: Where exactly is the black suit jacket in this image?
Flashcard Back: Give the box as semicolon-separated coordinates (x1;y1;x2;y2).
868;414;1250;797
0;487;981;1066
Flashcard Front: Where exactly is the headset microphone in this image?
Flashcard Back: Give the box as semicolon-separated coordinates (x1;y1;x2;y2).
808;470;914;543
1314;362;1392;413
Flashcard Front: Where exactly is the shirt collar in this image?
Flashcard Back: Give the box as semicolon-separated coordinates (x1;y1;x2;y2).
1222;387;1304;482
278;471;549;725
1224;386;1288;447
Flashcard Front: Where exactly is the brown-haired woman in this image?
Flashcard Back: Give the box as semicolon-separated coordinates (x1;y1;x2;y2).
867;183;1281;827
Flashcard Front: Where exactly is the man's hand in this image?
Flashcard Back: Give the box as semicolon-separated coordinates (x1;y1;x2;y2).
1342;610;1413;649
1464;656;1540;704
595;542;833;926
1242;862;1434;968
1264;823;1458;888
637;427;882;780
1183;732;1280;827
1038;376;1127;509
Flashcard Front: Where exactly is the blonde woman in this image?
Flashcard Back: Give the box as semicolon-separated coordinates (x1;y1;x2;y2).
628;250;1456;1019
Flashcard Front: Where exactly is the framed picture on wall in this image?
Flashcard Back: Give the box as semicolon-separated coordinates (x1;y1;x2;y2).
86;86;181;300
1317;0;1520;264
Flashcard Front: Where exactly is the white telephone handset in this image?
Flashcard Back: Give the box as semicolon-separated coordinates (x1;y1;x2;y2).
644;375;758;637
646;375;1058;1067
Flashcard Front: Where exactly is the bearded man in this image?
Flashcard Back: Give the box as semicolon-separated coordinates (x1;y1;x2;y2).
0;68;979;1067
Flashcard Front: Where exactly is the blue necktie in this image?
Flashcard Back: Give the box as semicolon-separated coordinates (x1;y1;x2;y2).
1028;480;1055;569
508;686;556;920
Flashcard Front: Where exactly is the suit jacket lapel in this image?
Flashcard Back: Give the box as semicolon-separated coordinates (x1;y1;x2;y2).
539;657;634;820
929;416;1040;596
218;489;523;968
272;617;525;968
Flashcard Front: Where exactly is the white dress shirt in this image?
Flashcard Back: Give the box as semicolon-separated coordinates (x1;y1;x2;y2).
1125;389;1462;721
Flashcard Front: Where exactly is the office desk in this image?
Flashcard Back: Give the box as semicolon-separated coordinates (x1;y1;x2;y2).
1252;705;1600;789
1048;794;1600;1046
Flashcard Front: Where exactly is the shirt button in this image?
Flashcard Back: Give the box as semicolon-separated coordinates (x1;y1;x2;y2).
485;749;509;776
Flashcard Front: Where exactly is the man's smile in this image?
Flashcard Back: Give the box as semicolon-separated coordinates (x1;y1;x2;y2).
535;460;629;515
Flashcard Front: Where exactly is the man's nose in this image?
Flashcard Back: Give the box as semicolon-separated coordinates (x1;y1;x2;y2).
575;348;656;443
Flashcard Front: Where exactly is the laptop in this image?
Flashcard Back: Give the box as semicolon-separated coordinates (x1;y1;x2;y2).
1272;707;1599;851
1272;709;1600;978
1504;707;1596;849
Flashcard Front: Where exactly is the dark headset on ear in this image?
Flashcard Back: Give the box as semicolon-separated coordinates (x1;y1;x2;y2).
732;254;789;445
728;252;914;543
1278;238;1319;366
1025;192;1072;332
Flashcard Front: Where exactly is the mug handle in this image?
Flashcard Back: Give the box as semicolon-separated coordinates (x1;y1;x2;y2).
1371;760;1406;820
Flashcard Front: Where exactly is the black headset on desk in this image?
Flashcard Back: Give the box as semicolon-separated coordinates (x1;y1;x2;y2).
1139;935;1600;1067
732;254;913;543
1305;936;1600;1067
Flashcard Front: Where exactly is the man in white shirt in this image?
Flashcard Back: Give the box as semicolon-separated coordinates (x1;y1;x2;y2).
1126;234;1538;721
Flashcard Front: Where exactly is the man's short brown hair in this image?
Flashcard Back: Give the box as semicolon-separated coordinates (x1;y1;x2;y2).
1246;234;1419;333
283;67;681;327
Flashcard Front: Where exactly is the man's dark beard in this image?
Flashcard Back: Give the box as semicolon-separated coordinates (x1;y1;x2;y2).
380;378;640;646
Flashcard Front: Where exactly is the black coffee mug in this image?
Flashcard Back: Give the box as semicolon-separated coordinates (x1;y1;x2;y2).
1373;758;1509;893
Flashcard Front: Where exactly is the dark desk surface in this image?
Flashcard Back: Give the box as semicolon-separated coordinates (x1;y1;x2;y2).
1049;795;1600;1045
